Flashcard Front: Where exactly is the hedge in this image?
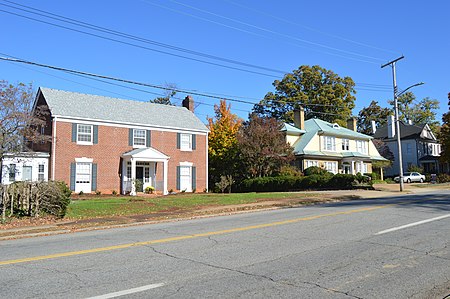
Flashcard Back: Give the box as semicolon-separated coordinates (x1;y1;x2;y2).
236;173;372;193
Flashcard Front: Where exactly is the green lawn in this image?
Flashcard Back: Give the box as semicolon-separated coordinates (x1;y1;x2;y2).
66;192;318;219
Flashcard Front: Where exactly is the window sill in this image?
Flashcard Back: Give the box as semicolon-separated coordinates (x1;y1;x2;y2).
76;141;93;146
132;145;147;149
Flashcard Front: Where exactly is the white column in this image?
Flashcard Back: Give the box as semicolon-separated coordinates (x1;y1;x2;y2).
130;158;136;196
351;161;355;175
163;159;168;195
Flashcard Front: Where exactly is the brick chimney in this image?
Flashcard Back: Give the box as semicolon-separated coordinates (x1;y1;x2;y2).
182;96;194;112
347;117;357;131
387;115;395;138
293;106;305;130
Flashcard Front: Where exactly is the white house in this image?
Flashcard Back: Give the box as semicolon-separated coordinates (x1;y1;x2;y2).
1;152;50;184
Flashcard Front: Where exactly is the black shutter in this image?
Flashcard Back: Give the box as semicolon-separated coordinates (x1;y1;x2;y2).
70;163;76;191
72;123;77;142
191;166;196;190
93;125;98;144
192;134;196;150
176;133;181;149
129;128;133;146
146;130;151;147
176;166;180;190
91;163;97;191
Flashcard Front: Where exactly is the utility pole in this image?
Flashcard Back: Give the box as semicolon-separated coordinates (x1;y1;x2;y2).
382;56;405;191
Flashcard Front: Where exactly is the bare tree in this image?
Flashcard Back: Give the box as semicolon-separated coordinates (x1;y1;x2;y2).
0;80;49;184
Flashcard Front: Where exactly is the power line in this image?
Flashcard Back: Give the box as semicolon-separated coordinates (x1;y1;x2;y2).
146;0;385;64
0;55;259;104
0;1;393;91
223;0;400;56
0;2;281;78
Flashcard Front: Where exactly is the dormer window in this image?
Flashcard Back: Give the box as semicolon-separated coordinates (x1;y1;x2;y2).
332;123;340;129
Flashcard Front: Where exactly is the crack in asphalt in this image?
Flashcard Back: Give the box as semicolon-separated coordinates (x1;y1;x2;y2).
144;245;363;298
298;280;364;299
359;240;450;262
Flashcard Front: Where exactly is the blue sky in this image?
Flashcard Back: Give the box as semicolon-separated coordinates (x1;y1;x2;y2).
1;0;448;124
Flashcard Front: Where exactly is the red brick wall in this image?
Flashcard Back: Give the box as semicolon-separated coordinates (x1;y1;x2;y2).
52;121;207;194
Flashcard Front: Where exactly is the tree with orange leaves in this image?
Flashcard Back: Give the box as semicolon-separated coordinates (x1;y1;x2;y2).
207;100;242;190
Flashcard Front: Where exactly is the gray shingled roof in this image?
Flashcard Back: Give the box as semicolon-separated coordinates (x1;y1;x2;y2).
38;87;208;132
373;121;426;140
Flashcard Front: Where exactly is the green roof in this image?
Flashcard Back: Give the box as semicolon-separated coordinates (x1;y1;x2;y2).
281;123;306;134
307;119;372;140
286;118;387;161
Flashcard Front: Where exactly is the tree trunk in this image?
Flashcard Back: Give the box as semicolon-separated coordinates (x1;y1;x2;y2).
1;186;7;224
10;184;14;215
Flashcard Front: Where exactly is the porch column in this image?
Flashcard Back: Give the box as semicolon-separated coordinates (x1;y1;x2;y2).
130;158;136;196
163;159;168;195
351;161;355;175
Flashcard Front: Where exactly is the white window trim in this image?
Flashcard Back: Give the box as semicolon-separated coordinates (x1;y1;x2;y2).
324;161;338;174
356;140;368;154
305;160;318;168
77;124;93;145
180;161;193;167
133;129;147;148
342;139;350;151
75;157;94;163
38;164;45;181
180;133;192;151
323;136;336;151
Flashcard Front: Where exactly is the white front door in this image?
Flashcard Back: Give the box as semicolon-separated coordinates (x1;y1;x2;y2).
75;162;92;193
179;166;192;192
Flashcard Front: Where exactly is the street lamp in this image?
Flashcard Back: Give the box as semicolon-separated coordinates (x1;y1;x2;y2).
381;56;424;191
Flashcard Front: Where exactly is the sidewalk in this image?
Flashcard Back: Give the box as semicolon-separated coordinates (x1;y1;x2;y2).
1;183;448;240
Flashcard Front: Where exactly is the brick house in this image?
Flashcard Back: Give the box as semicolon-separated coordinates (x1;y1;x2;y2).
31;88;209;195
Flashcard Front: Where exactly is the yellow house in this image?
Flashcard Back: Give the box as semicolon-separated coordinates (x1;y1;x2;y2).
282;108;387;174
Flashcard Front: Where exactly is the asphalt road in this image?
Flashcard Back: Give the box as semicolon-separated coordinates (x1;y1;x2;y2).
1;191;449;298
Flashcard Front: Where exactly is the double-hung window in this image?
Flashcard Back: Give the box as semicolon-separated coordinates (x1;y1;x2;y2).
38;164;45;181
356;140;367;154
342;139;349;151
77;124;93;144
180;133;192;151
323;136;336;151
305;160;318;168
324;161;338;174
9;164;16;182
133;129;146;147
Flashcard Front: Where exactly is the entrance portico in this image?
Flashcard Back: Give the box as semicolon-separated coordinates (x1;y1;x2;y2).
122;147;169;195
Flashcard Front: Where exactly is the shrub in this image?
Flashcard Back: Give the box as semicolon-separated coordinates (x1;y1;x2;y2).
38;181;72;218
437;173;450;183
364;172;379;181
407;164;424;173
278;165;303;177
238;176;301;193
144;186;155;194
304;166;328;176
4;181;72;218
95;190;102;195
111;190;118;195
329;174;356;189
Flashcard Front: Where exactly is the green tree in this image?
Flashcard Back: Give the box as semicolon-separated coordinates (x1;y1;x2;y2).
253;65;356;126
390;92;440;134
149;83;177;105
237;114;293;178
440;93;450;163
207;100;242;189
357;100;391;135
